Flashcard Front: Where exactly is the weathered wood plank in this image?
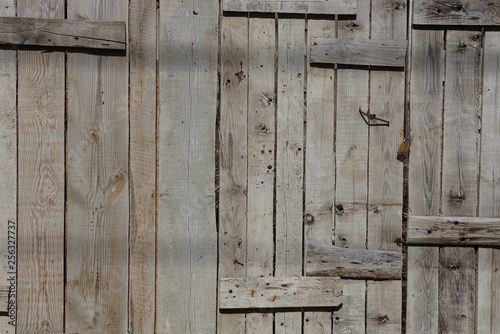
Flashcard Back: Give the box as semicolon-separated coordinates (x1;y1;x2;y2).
129;0;156;333
311;37;406;67
413;0;500;26
406;29;444;334
477;30;500;334
306;244;402;279
157;0;218;332
66;1;129;333
246;17;275;334
366;281;402;333
218;15;249;334
0;17;126;50
304;18;335;334
275;17;305;334
16;0;65;332
223;0;356;14
408;216;500;246
220;277;342;309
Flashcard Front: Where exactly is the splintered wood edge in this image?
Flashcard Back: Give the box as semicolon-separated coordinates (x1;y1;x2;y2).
408;216;500;246
219;276;343;310
0;17;126;50
306;244;402;279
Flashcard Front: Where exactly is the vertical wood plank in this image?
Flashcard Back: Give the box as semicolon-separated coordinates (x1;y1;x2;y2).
246;17;275;334
304;19;335;334
406;29;444;334
477;30;500;334
17;0;65;332
0;0;16;332
129;0;156;333
157;0;218;331
367;1;406;332
218;15;248;334
439;29;481;334
275;17;305;334
66;1;129;333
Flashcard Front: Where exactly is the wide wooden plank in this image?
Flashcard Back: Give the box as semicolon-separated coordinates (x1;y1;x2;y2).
223;0;356;14
406;29;444;334
413;0;500;26
16;0;65;332
157;0;219;332
220;277;342;309
311;37;406;67
275;17;305;334
0;17;125;50
306;244;402;279
408;216;500;246
66;0;129;333
218;15;249;334
128;0;156;333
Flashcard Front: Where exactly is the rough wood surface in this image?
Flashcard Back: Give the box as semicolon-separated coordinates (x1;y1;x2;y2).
16;1;65;333
65;1;129;333
220;277;342;309
306;244;402;279
408;216;500;246
311;37;406;67
128;0;156;333
366;281;402;333
0;17;126;50
223;0;356;14
218;15;248;334
157;0;218;332
413;0;500;26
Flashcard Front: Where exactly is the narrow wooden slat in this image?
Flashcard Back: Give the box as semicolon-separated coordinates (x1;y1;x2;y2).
16;1;65;332
477;30;500;334
304;19;335;334
408;216;500;246
306;244;402;279
406;29;444;334
310;37;406;67
157;0;218;332
223;0;356;14
0;17;126;50
66;0;129;333
218;15;248;334
275;17;305;334
220;277;342;309
128;0;156;332
413;0;500;26
246;17;275;334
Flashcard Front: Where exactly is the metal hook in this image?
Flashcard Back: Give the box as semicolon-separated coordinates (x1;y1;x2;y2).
358;107;390;127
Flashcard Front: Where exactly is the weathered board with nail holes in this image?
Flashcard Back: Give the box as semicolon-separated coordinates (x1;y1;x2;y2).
413;0;500;26
222;0;356;14
220;277;342;309
0;17;126;50
310;38;406;67
408;216;500;246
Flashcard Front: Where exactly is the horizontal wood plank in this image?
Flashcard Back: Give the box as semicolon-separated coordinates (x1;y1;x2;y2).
0;17;126;50
306;244;402;279
223;0;356;14
220;277;343;309
413;0;500;26
408;216;500;246
310;37;406;67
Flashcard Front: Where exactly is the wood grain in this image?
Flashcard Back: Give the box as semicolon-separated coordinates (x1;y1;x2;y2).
366;281;402;333
128;0;156;333
223;0;356;14
66;1;129;333
218;15;249;334
16;0;65;332
220;277;342;309
311;37;406;67
157;0;218;332
0;17;126;50
413;0;500;26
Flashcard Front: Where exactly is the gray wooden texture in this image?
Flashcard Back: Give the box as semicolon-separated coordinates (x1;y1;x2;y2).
223;0;356;14
413;0;500;25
